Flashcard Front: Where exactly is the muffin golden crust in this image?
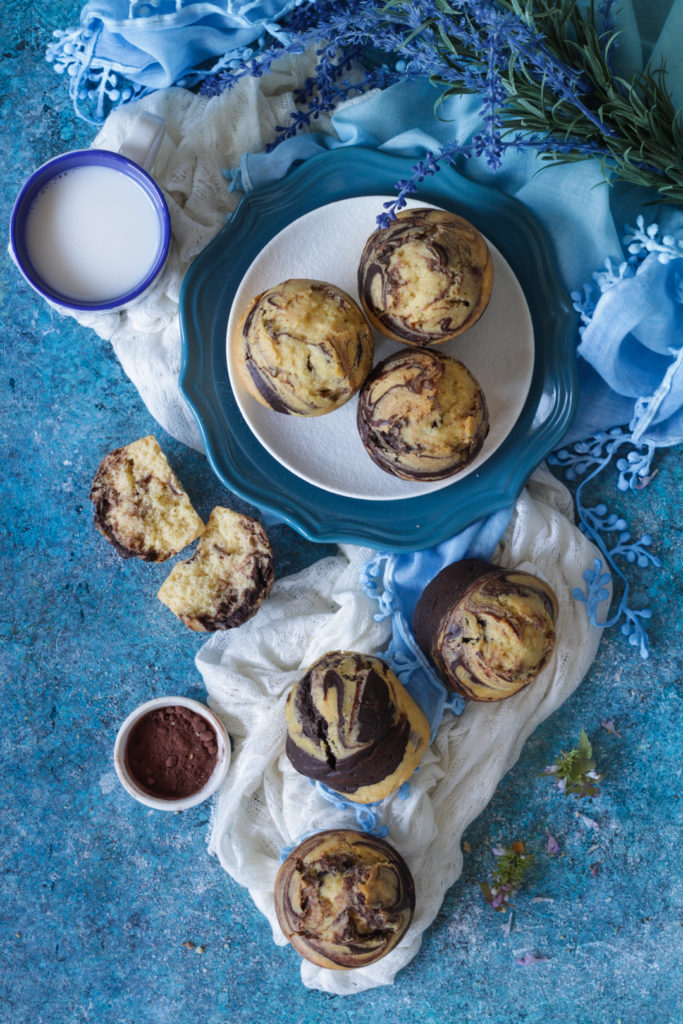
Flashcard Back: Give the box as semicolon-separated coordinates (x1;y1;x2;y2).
357;207;493;346
90;435;204;562
233;278;374;416
356;347;489;480
274;829;415;969
414;559;558;701
285;650;430;804
157;506;274;632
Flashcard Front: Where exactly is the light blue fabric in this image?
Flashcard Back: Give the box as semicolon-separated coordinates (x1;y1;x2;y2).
46;0;302;123
362;508;512;732
575;217;683;447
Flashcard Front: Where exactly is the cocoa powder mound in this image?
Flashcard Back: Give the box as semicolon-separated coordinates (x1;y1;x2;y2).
125;705;218;799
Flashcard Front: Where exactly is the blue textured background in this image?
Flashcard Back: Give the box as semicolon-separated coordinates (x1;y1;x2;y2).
1;3;681;1021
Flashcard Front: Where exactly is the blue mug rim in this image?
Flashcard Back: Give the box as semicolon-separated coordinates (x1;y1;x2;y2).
9;148;172;313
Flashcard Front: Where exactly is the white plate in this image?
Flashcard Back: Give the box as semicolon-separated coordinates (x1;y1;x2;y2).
226;197;534;501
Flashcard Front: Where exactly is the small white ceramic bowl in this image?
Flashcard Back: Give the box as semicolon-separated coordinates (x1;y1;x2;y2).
114;696;230;811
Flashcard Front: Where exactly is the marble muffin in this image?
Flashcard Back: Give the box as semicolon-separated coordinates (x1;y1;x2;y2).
356;347;489;480
357;207;493;346
274;829;415;969
285;650;430;803
157;506;274;632
414;559;558;701
90;435;204;562
233;278;374;416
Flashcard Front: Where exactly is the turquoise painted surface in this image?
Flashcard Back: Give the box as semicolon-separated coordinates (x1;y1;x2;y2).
1;3;681;1022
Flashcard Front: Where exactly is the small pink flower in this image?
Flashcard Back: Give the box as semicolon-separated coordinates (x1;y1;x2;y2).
545;829;560;855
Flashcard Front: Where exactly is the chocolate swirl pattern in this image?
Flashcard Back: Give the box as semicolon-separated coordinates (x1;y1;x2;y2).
357;207;493;346
157;506;274;632
90;435;204;562
274;829;415;970
285;650;430;803
356;347;489;480
233;278;374;416
414;559;558;701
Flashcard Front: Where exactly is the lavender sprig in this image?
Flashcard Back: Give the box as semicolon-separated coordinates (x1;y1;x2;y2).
377;144;469;227
199;0;683;207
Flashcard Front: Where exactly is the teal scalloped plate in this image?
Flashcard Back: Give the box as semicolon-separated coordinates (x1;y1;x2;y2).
179;147;577;551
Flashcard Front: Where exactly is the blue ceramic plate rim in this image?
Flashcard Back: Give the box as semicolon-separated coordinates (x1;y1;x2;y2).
179;147;578;552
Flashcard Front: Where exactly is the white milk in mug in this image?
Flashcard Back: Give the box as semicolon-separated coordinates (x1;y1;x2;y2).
10;114;170;312
25;164;163;303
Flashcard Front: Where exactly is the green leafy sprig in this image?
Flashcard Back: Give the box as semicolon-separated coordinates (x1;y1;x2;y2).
479;841;536;911
545;729;603;798
417;0;683;201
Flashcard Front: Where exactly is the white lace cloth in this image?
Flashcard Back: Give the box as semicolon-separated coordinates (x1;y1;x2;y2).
65;52;328;450
197;466;607;994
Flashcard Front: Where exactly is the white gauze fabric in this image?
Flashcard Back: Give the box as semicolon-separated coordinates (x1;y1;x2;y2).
197;465;609;995
63;51;329;450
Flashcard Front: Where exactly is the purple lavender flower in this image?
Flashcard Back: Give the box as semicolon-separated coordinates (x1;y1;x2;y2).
199;0;670;217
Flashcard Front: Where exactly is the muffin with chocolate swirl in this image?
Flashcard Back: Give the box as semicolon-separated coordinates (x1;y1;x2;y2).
414;559;558;701
274;829;415;969
90;435;204;562
285;650;430;803
233;278;374;416
357;207;493;346
357;347;489;480
157;506;274;632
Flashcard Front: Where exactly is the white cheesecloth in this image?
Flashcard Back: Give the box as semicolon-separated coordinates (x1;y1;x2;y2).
65;51;332;450
197;465;607;994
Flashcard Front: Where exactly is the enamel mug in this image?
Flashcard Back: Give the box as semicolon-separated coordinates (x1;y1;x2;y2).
9;112;171;313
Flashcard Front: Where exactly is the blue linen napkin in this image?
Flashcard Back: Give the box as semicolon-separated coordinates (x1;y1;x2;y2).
46;0;301;123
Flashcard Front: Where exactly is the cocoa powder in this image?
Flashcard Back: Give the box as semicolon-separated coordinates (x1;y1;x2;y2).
125;705;218;799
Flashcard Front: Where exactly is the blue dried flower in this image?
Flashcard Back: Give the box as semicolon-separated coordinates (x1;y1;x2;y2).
199;0;627;211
